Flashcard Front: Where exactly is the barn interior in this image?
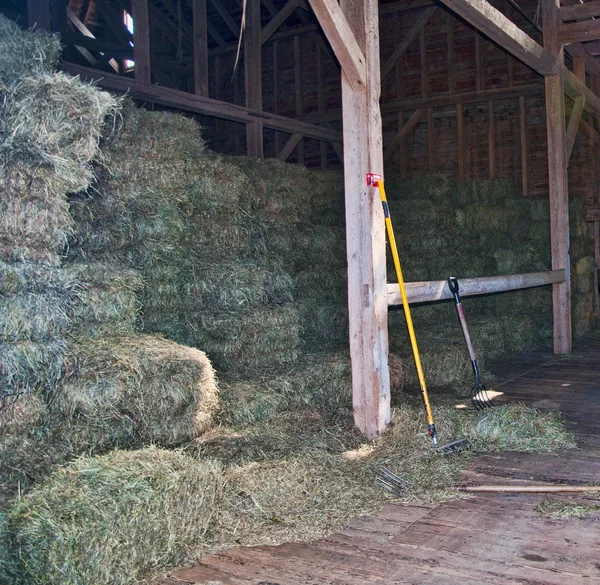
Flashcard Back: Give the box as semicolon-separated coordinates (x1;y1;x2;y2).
1;0;600;583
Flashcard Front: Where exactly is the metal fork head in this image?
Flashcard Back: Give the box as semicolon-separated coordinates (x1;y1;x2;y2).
471;382;495;410
375;467;408;496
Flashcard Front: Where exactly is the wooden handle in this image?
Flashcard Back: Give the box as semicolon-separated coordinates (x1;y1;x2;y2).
458;485;600;493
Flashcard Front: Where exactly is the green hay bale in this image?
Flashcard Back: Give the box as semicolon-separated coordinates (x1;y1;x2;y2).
67;263;143;336
218;351;404;424
298;302;349;347
0;15;61;83
2;448;222;585
56;334;218;449
180;261;294;312
0;292;72;342
573;256;596;294
0;167;75;263
0;340;66;401
189;305;302;374
295;267;347;300
262;223;346;269
1;73;119;178
386;174;452;204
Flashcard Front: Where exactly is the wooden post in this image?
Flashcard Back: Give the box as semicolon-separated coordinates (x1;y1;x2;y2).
543;0;572;354
131;0;151;85
488;100;495;178
245;0;264;157
340;0;390;436
427;107;434;172
457;103;464;180
193;0;209;96
28;0;51;29
519;95;528;196
294;36;304;164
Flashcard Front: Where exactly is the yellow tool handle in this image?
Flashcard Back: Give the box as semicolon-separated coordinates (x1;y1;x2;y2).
376;179;436;430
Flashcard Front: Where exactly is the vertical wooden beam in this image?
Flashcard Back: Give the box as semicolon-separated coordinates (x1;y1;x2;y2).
457;103;464;180
448;11;455;94
488;100;495;179
317;44;328;168
294;35;304;164
398;111;407;175
519;95;528;196
475;34;482;91
131;0;151;85
427;107;434;172
543;0;572;354
50;0;66;33
28;0;51;29
193;0;209;96
595;220;600;320
420;22;428;97
340;0;390;437
573;56;586;83
245;0;264;157
273;41;282;155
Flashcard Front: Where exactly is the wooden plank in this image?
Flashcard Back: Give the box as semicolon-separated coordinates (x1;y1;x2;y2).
306;0;367;91
381;6;436;81
294;35;304;165
261;0;299;45
382;83;543;116
340;0;389;437
131;0;151;85
59;63;342;143
559;20;600;46
277;133;303;160
475;35;482;91
573;56;586;82
566;95;586;162
27;0;51;29
193;0;209;96
561;0;600;22
383;109;423;164
543;0;572;355
437;0;559;76
317;45;327;168
488;100;495;178
245;0;264;157
519;95;527;196
457;103;464;180
386;270;566;306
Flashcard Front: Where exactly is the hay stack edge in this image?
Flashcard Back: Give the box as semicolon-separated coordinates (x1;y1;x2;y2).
0;16;587;585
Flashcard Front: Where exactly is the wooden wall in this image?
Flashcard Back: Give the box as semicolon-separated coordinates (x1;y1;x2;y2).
202;1;599;210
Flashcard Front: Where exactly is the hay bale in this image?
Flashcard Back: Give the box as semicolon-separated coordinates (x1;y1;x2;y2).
180;260;295;312
573;256;596;294
1;73;119;178
573;293;596;339
2;448;222;585
219;351;404;424
189;305;302;374
56;334;218;449
0;15;61;83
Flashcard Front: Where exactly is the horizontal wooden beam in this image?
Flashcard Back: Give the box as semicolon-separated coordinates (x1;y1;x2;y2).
437;0;559;76
387;270;566;306
561;1;600;22
307;0;366;90
60;62;343;144
559;20;600;46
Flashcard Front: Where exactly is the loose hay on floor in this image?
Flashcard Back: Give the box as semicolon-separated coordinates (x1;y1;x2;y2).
2;448;223;585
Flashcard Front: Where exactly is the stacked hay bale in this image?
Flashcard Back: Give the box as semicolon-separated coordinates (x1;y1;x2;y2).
0;17;219;503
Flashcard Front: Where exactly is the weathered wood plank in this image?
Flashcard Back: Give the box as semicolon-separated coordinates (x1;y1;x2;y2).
519;95;527;195
566;95;586;162
559;20;600;46
245;0;263;157
339;0;389;437
261;0;299;44
383;109;423;163
387;270;566;306
193;0;209;96
277;133;303;160
131;0;151;85
561;0;600;22
307;0;366;91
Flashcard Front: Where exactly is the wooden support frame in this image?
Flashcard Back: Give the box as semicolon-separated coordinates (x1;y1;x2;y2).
543;0;572;354
193;0;209;96
566;95;586;162
311;0;389;436
383;109;423;163
245;0;264;157
131;0;151;85
387;270;566;306
60;63;342;144
277;133;303;160
307;0;367;91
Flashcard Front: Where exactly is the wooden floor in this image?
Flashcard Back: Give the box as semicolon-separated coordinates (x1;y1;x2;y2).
160;343;600;585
